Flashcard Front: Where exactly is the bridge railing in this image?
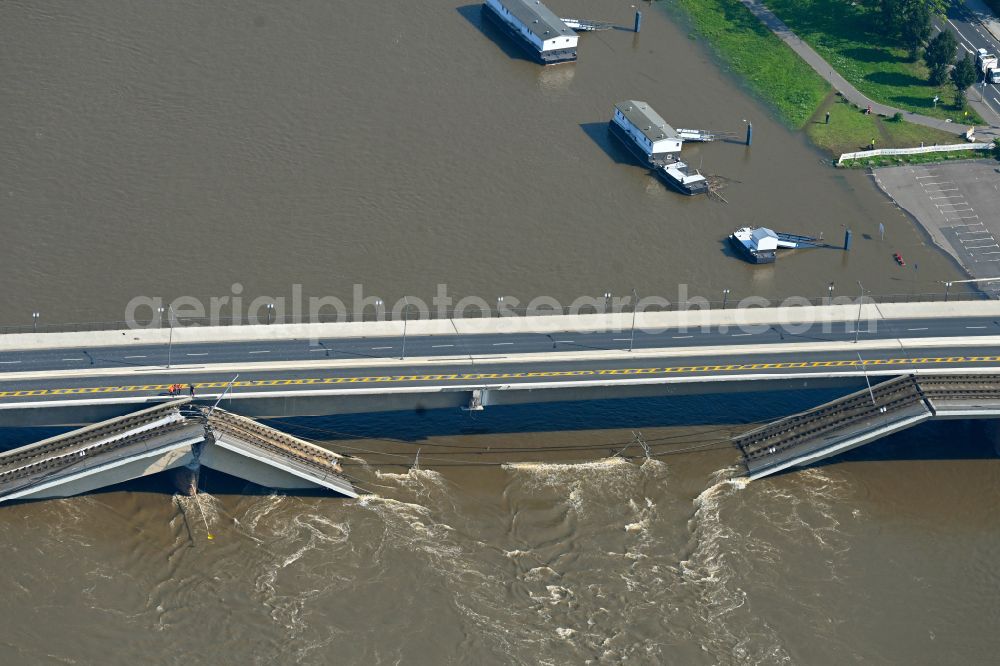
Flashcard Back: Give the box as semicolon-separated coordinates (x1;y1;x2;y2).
0;290;992;335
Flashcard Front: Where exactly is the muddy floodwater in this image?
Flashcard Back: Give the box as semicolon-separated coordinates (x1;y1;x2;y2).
0;0;967;325
1;1;997;664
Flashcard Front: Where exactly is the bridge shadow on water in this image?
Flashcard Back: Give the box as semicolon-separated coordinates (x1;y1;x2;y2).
766;419;1000;480
263;388;857;444
3;388;997;498
0;387;866;452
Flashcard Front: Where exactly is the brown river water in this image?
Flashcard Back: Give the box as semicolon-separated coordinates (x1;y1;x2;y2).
1;1;998;663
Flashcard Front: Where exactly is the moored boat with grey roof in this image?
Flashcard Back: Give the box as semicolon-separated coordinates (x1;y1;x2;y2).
656;161;708;196
481;0;579;64
609;100;683;167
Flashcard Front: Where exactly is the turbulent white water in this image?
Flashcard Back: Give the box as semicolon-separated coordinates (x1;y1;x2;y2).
0;431;999;665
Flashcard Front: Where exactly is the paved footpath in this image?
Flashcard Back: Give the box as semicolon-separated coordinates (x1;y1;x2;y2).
738;0;1000;140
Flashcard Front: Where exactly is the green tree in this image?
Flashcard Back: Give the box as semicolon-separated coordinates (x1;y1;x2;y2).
924;29;957;85
899;1;932;60
870;0;949;41
951;53;976;108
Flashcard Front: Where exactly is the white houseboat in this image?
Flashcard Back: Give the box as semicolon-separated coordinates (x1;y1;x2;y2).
482;0;579;64
728;227;828;264
609;100;683;167
609;100;707;195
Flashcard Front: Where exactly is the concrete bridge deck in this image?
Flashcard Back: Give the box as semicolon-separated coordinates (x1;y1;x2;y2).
6;302;1000;445
734;374;1000;479
0;399;355;503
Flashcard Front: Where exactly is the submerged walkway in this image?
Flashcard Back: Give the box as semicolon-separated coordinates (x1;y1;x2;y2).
738;0;1000;139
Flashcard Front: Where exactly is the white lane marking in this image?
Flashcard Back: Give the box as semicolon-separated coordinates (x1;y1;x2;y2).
907;327;928;331
966;325;988;329
123;355;147;359
978;251;1000;255
309;348;328;352
492;342;514;346
431;344;454;348
929;194;964;199
371;346;393;350
949;215;981;220
186;352;208;356
731;333;753;337
555;340;574;343
672;335;693;339
948;18;977;48
0;361;22;364
964;244;999;250
612;338;630;341
248;350;270;354
62;358;84;361
920;181;954;186
914;175;939;179
925;187;960;193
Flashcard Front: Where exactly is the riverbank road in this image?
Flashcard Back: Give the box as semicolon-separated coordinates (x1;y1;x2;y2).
874;160;1000;291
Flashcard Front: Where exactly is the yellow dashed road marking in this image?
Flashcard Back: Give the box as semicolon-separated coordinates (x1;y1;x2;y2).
3;355;1000;399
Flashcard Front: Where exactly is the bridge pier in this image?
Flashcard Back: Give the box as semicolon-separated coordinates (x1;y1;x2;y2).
172;462;200;496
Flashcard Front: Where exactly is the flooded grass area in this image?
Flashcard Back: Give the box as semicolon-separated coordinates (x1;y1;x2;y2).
666;0;830;127
808;95;970;157
766;0;984;124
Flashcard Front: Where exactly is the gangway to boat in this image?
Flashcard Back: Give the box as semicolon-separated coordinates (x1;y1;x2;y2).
560;17;614;31
676;128;716;142
774;231;831;249
677;129;743;142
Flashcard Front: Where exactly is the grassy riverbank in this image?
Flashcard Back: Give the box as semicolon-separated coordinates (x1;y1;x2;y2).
667;0;829;127
664;0;980;159
807;95;967;156
765;0;984;124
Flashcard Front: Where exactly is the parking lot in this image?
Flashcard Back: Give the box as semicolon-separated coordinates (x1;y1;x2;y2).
874;159;1000;293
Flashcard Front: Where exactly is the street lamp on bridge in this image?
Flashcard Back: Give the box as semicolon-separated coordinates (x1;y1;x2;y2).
854;281;865;344
629;288;638;352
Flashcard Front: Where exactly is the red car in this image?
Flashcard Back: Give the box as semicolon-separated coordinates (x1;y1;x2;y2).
893;252;905;266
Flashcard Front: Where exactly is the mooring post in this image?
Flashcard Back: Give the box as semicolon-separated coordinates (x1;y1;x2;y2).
844;229;852;251
745;121;752;146
634;10;642;33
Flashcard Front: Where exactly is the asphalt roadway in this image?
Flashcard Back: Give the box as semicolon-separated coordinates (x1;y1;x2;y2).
947;0;1000;126
4;339;1000;406
3;315;1000;375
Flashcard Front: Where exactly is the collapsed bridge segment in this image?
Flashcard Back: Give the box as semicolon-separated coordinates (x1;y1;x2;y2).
734;373;1000;480
0;399;355;503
